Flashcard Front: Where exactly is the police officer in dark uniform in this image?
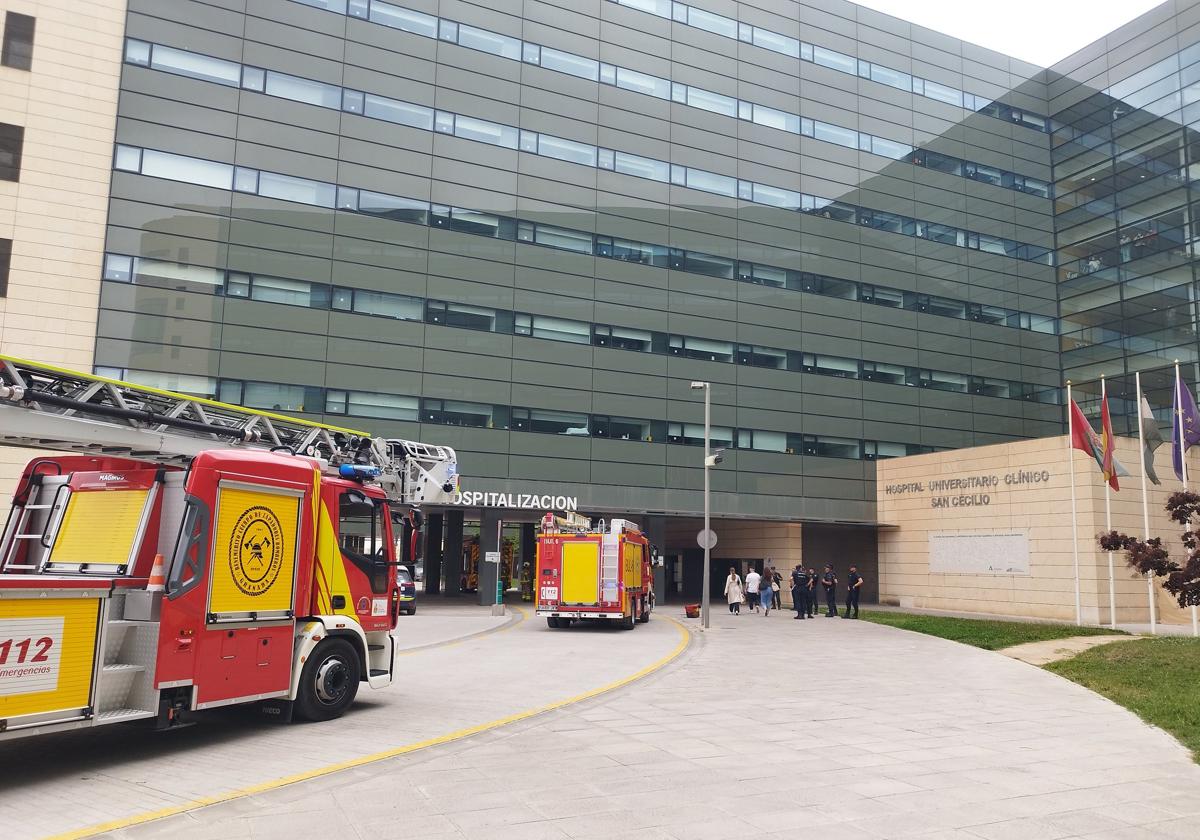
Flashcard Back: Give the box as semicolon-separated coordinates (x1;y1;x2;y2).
821;564;838;617
844;565;863;619
790;564;806;619
805;567;818;618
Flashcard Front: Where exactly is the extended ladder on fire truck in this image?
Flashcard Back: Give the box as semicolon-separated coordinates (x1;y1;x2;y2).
0;354;458;510
0;355;462;739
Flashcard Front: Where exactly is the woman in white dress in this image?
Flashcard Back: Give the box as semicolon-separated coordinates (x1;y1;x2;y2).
723;567;744;615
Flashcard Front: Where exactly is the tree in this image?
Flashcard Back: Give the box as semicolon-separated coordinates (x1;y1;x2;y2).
1099;491;1200;608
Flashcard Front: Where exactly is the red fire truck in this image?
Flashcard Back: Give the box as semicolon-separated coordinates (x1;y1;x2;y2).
0;355;460;740
535;513;658;630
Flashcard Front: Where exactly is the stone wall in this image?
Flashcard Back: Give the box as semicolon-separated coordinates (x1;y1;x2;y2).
0;0;126;506
877;435;1193;626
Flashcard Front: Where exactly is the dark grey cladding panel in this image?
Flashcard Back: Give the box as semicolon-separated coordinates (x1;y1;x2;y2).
126;8;245;57
99;0;1081;523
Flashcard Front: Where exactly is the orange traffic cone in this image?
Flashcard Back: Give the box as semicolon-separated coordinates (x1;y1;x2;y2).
147;553;166;592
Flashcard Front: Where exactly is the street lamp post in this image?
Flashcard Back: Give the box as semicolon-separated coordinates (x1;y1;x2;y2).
691;381;712;629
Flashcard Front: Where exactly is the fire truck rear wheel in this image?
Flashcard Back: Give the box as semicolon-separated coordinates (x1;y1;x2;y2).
296;638;361;721
547;617;561;629
638;597;650;623
620;611;635;630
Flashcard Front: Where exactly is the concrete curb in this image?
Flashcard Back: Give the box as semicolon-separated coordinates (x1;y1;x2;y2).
394;603;525;657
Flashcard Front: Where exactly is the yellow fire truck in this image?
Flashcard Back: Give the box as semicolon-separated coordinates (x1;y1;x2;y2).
535;513;658;630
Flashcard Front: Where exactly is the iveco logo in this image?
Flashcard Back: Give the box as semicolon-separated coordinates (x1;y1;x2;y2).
99;473;124;481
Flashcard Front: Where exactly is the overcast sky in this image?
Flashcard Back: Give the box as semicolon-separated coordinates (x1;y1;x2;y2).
849;0;1167;67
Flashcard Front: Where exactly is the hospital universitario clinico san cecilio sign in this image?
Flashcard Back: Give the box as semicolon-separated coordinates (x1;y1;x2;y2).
883;470;1054;509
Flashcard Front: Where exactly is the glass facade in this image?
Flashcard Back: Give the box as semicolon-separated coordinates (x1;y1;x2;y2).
96;0;1070;522
1051;10;1200;433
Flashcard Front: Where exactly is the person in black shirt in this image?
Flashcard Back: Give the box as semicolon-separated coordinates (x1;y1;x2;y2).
821;565;838;617
790;565;806;619
771;569;782;611
844;565;863;619
805;568;818;618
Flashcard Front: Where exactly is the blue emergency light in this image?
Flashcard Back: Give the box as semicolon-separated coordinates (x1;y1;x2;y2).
339;464;381;481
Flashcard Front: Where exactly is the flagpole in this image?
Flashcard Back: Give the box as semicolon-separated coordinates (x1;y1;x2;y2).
1067;380;1082;626
1103;376;1116;629
1174;360;1198;637
1135;370;1156;635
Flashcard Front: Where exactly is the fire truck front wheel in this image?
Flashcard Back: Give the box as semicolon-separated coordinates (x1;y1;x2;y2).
296;638;361;721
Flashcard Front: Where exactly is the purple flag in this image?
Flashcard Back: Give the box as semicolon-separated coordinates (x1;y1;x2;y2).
1172;376;1200;481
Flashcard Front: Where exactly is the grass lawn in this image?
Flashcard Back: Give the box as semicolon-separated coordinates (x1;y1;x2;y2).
860;610;1125;650
1047;637;1200;760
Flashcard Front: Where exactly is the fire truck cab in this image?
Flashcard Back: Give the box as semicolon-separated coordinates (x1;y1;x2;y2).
0;355;459;740
535;514;658;630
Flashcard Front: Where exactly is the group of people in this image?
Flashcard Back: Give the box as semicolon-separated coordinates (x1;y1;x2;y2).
723;563;863;619
722;566;783;615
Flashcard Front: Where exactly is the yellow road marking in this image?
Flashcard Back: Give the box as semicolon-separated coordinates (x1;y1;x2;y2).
49;615;690;840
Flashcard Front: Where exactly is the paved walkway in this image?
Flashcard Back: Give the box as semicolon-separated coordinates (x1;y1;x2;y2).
0;603;685;840
999;635;1136;666
90;607;1200;840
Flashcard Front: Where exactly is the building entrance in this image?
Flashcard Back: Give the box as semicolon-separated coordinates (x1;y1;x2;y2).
664;520;878;612
456;521;532;600
418;510;541;606
416;510;877;612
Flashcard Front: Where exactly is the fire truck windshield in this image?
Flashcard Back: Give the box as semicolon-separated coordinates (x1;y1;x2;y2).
337;492;389;594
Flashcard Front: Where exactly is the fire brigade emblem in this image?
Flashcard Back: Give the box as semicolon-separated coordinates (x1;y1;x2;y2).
229;506;285;596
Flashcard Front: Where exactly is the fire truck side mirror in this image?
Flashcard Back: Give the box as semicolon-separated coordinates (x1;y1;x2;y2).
392;508;425;529
343;490;372;514
651;545;663;566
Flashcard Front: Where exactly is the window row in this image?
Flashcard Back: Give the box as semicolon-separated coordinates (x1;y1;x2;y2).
101;251;1061;405
603;0;1052;132
118;40;1058;267
1054;43;1200;151
272;4;1052;199
908;150;1049;197
1054;130;1196;214
1059;205;1199;280
93;367;945;461
1053;106;1200;179
288;6;1051;200
108;145;1058;333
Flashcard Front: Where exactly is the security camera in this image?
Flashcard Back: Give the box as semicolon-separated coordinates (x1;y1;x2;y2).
705;448;725;467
